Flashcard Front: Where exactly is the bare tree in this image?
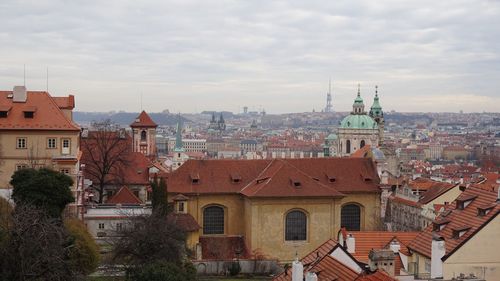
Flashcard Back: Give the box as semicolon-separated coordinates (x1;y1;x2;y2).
0;204;75;281
81;120;131;203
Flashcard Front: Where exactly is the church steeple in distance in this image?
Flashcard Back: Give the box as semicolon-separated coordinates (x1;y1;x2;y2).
174;114;185;152
352;83;365;114
325;78;333;113
369;85;383;118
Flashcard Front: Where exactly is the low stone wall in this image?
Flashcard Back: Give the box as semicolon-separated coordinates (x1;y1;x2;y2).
193;259;283;276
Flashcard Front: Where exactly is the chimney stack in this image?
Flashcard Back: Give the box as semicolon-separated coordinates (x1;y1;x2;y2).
346;234;356;254
13;86;27;103
292;257;303;281
431;235;445;279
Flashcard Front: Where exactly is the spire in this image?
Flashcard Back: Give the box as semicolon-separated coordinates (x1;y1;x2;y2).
357;83;361;97
369;85;383;117
353;83;365;114
174;114;185;152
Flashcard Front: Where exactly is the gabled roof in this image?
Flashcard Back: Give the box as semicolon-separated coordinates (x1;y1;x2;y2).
407;186;499;259
107;186;142;204
418;182;458;205
52;95;75;109
167;158;380;196
130;110;157;128
0;91;79;131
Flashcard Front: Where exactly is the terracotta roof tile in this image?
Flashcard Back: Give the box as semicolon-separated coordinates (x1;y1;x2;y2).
407;186;499;259
0;91;79;131
130;110;157;128
199;236;249;260
356;270;397;281
347;231;420;263
106;186;142;204
418;182;457;204
167;213;200;232
168;158;381;196
52;95;75;109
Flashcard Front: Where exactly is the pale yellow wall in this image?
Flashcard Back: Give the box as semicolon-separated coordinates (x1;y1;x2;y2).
187;194;245;236
246;197;338;262
425;185;461;207
408;251;431;276
0;130;80;188
444;216;500;280
338;193;381;231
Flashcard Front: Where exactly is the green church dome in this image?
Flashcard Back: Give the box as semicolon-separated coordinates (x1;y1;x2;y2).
340;114;378;129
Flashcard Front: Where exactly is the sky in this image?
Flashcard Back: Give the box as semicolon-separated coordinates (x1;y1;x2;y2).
0;0;499;114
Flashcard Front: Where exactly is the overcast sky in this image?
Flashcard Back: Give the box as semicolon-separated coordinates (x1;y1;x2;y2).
1;0;499;113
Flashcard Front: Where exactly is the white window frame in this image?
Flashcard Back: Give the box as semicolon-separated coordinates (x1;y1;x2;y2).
16;137;27;149
47;138;57;149
61;138;71;155
98;223;105;230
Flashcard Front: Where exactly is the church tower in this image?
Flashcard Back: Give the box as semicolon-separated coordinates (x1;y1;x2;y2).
172;115;188;170
369;86;384;145
130;110;157;157
352;84;365;114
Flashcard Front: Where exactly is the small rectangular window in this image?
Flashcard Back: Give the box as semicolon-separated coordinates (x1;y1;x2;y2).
60;169;70;175
47;138;57;149
61;139;70;154
116;223;122;231
16;138;27;149
178;202;185;212
16;164;28;171
98;223;105;230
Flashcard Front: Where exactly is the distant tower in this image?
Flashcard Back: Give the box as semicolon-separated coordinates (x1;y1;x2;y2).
130;110;157;157
243;106;248;114
325;79;333;113
369;85;385;145
172;115;188;170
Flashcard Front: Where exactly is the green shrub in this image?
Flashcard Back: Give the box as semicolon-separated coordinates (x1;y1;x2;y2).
228;261;241;276
127;261;197;281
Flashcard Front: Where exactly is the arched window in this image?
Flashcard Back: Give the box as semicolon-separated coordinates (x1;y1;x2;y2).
346;140;351;154
341;204;361;231
360;140;366;148
285;210;307;241
203;206;224;235
140;130;147;141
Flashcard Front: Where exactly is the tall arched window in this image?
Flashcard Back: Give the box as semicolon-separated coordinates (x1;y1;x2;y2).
360;140;366;148
203;206;224;235
346;140;351;154
341;204;361;231
140;130;147;141
285;210;307;241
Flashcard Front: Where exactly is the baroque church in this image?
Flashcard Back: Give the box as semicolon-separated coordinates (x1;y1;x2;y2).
326;85;384;157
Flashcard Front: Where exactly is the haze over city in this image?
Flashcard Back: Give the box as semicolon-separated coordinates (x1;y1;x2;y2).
1;0;499;113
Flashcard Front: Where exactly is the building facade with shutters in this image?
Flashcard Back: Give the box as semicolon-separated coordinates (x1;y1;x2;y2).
166;157;382;262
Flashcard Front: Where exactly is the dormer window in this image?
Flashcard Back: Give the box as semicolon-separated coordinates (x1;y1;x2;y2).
452;226;471;239
290;178;301;188
190;173;200;184
477;204;495;216
0;106;11;118
433;219;451;231
230;173;242;183
456;195;477;210
326;174;336;183
23;106;36;118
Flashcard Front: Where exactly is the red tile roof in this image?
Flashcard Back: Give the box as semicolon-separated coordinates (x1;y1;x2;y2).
346;231;419;263
407;186;499;259
52;95;75;109
107;186;142;204
167;213;200;232
0;91;79;131
168;158;380;196
418;182;458;204
130;110;157;128
388;195;422;208
356;270;397;281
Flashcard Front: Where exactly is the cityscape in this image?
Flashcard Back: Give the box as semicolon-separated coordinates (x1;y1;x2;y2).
1;1;499;281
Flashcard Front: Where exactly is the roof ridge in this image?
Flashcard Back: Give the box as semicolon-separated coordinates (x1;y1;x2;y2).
45;91;80;130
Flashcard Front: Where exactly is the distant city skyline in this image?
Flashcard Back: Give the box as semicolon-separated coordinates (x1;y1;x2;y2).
0;0;499;113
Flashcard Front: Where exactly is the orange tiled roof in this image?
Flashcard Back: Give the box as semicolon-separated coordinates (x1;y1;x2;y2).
107;186;142;204
168;158;380;196
418;182;457;204
0;91;79;131
130;110;157;128
356;270;397;281
407;186;499;259
351;145;372;158
347;231;420;263
52;95;75;109
167;213;200;232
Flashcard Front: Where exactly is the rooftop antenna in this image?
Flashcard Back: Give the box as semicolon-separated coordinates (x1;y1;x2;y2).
140;93;143;111
46;67;49;92
23;64;26;87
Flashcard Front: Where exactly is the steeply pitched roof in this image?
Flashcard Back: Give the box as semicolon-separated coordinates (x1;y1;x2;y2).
130;110;157;128
168;158;380;196
418;182;458;204
0;91;79;131
407;186;499;259
346;231;419;263
52;95;75;109
107;186;142;204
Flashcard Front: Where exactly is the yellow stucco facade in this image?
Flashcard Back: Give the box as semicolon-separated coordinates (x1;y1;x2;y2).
443;216;500;280
0;130;80;189
181;192;381;262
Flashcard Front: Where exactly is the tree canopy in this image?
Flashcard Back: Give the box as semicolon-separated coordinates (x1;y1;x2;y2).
10;168;74;218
